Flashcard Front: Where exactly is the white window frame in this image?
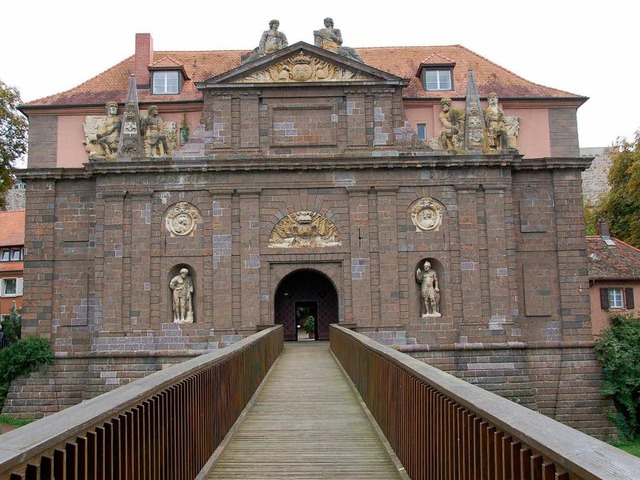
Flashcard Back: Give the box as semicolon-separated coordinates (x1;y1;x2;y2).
152;71;180;95
609;288;624;309
424;69;452;91
10;248;22;261
0;278;23;297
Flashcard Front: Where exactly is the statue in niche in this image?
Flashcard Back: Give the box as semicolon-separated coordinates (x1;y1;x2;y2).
170;268;194;323
484;93;515;152
416;261;441;317
242;19;288;63
438;98;465;151
314;17;363;63
141;105;171;157
84;101;122;161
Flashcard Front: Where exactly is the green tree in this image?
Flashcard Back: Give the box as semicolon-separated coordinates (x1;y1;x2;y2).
594;132;640;247
0;80;28;208
595;314;640;440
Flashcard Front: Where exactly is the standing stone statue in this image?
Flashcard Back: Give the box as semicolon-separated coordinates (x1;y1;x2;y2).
484;92;510;151
170;268;194;323
313;17;363;63
141;105;170;157
242;19;288;63
416;261;441;317
438;98;465;151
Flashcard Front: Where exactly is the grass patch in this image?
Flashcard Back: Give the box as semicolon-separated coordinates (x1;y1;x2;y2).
610;438;640;457
0;414;33;427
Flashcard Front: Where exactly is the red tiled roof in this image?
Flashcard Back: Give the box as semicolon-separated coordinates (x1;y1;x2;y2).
587;236;640;280
22;44;583;108
0;211;25;247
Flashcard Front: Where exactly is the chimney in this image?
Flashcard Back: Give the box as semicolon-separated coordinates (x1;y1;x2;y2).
135;33;153;89
598;218;610;237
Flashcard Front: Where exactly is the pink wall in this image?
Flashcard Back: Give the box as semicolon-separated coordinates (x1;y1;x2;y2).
405;104;553;159
56;111;202;168
589;281;640;335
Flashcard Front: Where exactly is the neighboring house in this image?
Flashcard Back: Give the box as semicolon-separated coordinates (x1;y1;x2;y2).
0;210;25;321
587;221;640;335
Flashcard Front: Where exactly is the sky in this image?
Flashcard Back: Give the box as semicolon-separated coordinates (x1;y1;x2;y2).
2;0;637;149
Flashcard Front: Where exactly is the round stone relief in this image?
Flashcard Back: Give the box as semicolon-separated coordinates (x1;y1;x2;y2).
410;197;444;232
165;202;201;237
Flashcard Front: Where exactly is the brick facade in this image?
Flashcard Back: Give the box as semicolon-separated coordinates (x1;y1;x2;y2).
8;43;615;439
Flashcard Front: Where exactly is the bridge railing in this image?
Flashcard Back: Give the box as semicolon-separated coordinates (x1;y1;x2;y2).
330;324;640;480
0;325;283;480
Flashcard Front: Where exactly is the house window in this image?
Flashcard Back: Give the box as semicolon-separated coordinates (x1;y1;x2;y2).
1;278;23;297
11;248;22;261
417;124;427;140
0;250;9;261
423;69;452;91
152;71;180;95
600;287;635;310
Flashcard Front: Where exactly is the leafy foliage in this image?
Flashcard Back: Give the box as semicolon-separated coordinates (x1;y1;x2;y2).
0;305;22;345
0;80;28;207
595;314;640;440
0;336;53;410
592;133;640;247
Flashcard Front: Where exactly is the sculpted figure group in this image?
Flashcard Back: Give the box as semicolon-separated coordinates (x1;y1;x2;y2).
85;103;174;160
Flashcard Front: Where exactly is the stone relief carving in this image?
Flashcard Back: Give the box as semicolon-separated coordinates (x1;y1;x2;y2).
170;268;194;323
464;71;486;151
409;197;444;232
165;202;202;236
238;52;369;83
242;19;288;63
438;98;465;151
269;211;341;248
313;17;363;63
141;106;176;157
84;101;122;161
120;100;143;156
416;260;441;317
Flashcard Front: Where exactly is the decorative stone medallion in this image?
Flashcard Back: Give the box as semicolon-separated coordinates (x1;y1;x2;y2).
165;202;201;237
410;197;445;232
269;210;341;248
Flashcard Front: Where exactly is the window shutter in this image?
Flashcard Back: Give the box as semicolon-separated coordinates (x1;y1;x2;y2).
0;280;4;298
625;287;634;310
600;288;610;309
16;278;24;296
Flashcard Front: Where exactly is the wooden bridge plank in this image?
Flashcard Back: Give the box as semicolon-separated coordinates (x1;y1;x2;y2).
206;343;404;479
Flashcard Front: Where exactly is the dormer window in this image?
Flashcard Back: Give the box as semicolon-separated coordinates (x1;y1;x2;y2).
416;59;455;92
424;69;452;91
152;71;180;95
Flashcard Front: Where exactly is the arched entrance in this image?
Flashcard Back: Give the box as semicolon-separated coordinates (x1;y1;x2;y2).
274;270;339;341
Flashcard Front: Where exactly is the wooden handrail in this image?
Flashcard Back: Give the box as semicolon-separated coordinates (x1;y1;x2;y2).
0;326;283;480
330;324;640;480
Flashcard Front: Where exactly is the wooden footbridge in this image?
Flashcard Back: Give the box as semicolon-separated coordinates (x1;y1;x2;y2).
1;325;639;479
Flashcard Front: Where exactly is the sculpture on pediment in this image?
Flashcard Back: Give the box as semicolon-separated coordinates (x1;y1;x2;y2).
120;100;143;156
84;102;122;161
242;19;288;64
314;17;363;63
141;106;175;157
484;93;517;152
170;268;194;323
416;260;441;317
269;211;341;248
438;98;465;151
238;52;369;83
410;197;444;232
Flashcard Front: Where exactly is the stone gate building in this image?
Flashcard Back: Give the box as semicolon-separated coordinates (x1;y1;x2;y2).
7;26;614;437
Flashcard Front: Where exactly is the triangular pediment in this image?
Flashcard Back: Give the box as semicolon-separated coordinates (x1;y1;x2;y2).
196;42;407;88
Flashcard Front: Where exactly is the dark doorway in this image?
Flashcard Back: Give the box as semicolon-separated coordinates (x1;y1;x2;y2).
274;270;339;341
295;302;317;340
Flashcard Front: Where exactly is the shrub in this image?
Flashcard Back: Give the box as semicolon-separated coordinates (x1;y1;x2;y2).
595;314;640;440
0;336;54;410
